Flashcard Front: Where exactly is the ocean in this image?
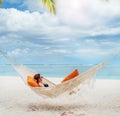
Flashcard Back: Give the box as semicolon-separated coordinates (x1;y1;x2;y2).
0;64;120;79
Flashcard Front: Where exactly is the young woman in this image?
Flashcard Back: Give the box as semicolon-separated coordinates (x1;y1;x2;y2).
34;74;49;87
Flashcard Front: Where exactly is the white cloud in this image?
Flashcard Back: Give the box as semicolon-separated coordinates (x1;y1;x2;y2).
0;6;120;63
73;39;120;60
8;48;30;56
0;7;120;39
56;0;120;27
51;49;69;54
75;48;107;58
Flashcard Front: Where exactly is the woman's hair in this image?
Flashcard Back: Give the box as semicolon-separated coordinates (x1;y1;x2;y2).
34;74;40;84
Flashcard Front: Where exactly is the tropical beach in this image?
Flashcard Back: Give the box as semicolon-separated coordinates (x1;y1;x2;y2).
0;76;120;116
0;0;120;116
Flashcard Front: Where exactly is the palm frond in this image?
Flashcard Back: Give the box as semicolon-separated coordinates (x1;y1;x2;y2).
0;0;3;7
40;0;56;14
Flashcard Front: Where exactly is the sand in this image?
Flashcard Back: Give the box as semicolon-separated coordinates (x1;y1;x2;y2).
0;76;120;116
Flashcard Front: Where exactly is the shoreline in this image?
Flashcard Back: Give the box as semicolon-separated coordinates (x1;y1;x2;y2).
0;76;120;116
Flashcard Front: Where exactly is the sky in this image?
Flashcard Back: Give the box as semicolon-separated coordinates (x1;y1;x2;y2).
0;0;120;64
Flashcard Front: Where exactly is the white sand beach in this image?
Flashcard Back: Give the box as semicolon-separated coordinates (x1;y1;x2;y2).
0;76;120;116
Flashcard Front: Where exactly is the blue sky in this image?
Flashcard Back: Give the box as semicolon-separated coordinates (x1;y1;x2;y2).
0;0;120;64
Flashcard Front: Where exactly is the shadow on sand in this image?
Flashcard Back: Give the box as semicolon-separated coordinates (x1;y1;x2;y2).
27;102;87;112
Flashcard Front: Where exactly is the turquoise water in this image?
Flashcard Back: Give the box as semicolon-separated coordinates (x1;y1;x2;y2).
0;64;120;79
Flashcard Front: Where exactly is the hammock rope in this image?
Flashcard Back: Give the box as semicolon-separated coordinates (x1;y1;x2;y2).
0;50;119;98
